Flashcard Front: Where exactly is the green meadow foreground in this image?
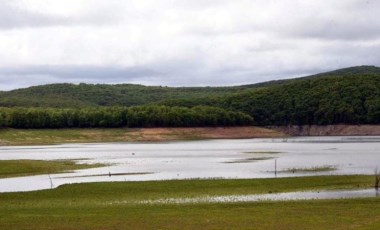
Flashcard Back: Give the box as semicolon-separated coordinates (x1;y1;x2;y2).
0;127;285;145
0;175;379;229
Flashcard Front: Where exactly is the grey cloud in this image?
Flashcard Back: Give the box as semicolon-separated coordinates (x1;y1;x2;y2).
187;0;380;42
275;1;380;41
0;65;160;80
0;65;162;90
0;0;379;90
0;63;309;90
284;17;380;41
1;0;378;41
0;1;121;29
0;3;64;29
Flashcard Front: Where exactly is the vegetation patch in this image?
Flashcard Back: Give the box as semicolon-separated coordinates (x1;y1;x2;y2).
243;151;282;154
224;157;275;163
0;159;106;178
59;172;153;178
283;165;338;173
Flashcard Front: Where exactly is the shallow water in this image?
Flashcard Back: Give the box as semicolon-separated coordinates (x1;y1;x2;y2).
1;136;380;192
137;189;380;204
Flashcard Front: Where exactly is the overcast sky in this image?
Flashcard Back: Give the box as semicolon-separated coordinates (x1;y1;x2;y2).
0;0;379;90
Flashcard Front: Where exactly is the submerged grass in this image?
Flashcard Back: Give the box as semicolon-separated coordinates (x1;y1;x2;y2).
0;175;378;229
224;157;275;163
59;172;154;179
0;160;106;178
243;151;282;154
284;165;338;173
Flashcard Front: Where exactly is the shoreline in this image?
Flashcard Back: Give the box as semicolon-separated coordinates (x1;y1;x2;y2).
0;126;285;146
1;125;380;146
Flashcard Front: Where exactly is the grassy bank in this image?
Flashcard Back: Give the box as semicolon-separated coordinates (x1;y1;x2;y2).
2;199;378;230
0;127;285;145
0;175;378;229
0;160;106;178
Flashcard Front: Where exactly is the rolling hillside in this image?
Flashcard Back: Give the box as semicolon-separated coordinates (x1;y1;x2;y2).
1;65;379;108
159;66;380;125
1;65;380;127
0;83;248;108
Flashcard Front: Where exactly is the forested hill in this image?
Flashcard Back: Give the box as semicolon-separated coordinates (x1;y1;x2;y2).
241;65;380;88
160;66;380;125
0;83;249;108
1;65;379;108
1;65;380;126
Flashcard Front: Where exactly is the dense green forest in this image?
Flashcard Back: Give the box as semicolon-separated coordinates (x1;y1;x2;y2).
1;66;380;127
0;106;253;128
0;83;251;108
160;66;380;125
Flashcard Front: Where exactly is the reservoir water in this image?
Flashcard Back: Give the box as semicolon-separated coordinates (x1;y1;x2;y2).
0;136;379;192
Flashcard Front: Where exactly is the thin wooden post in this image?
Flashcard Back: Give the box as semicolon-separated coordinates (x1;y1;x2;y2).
48;174;53;189
275;159;277;177
375;167;379;190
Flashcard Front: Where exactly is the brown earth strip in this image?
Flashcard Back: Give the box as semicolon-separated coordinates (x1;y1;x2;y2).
130;127;286;141
0;127;286;146
271;125;380;136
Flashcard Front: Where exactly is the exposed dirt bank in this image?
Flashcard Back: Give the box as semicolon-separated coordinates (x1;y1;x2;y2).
131;127;285;141
2;125;377;146
0;127;285;145
271;125;380;136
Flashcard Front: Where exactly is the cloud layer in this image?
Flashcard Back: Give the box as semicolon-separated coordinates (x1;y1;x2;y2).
0;0;379;90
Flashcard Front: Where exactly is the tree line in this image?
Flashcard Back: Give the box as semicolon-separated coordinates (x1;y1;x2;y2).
0;105;253;129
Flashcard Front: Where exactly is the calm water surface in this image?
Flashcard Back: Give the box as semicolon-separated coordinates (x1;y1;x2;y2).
0;136;379;192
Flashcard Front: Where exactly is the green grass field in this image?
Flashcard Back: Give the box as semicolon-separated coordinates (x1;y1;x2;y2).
0;175;379;229
0;128;134;145
0;160;106;178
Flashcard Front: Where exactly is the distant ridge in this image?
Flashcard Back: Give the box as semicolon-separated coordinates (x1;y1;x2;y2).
0;65;379;109
243;65;380;88
159;65;380;126
309;65;380;77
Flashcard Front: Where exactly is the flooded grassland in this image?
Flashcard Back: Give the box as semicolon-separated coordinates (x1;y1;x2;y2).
1;136;380;229
0;136;379;192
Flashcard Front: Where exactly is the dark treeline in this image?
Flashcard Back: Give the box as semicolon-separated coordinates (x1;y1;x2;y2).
160;72;380;126
0;106;253;129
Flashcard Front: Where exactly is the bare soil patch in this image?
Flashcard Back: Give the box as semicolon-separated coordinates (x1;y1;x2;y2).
272;125;380;136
